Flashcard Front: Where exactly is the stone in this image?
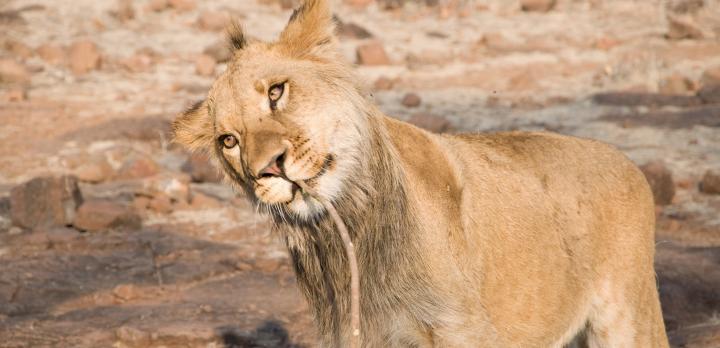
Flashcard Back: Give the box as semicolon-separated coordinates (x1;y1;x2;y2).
10;176;83;229
337;21;373;39
111;0;135;22
73;157;113;183
0;59;30;84
2;87;27;102
373;76;394;90
659;74;694;95
401;93;421;107
181;152;222;183
119;53;153;73
639;161;676;206
147;0;168;12
116;155;160;180
36;44;66;65
197;11;230;32
148;193;173;214
146;173;191;203
408;113;451;133
356;41;391;66
132;196;151;211
697;84;720;104
520;0;556;12
190;192;222;209
699;170;720;195
69;40;102;75
116;325;151;346
700;66;720;86
203;41;232;63
112;284;139;301
168;0;195;11
345;0;374;7
4;40;33;60
195;54;216;77
74;200;141;232
666;14;704;40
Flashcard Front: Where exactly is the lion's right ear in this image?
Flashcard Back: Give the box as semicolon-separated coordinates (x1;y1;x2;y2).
172;100;214;152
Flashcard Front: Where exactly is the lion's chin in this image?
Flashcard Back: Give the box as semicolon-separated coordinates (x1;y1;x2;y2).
254;176;325;219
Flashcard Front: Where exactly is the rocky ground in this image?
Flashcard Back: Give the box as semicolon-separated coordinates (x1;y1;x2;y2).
1;0;719;347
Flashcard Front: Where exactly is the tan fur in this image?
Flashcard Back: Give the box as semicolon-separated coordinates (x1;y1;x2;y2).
172;1;669;346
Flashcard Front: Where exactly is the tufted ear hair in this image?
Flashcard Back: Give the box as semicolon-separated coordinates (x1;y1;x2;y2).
278;0;338;59
172;100;215;152
226;20;247;51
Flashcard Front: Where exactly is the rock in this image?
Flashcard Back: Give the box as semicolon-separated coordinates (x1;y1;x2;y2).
666;14;704;40
373;76;394;90
73;159;114;183
112;284;139;301
639;161;676;206
151;174;191;203
36;44;66;65
197;11;230;32
401;93;421;107
147;0;168;12
345;0;374;7
408;113;450;133
69;40;102;75
119;53;153;73
111;0;135;22
116;155;160;180
697;84;720;104
10;176;83;229
116;325;151;346
168;0;195;11
254;258;283;273
659;74;694;95
594;36;620;51
0;59;30;84
148;193;173;214
4;40;33;60
520;0;556;12
74;200;141;232
190;191;222;209
337;20;373;39
700;66;720;86
667;0;705;14
203;41;232;63
2;87;27;102
195;54;216;77
181;153;222;183
356;41;391;66
699;170;720;194
132;195;151;211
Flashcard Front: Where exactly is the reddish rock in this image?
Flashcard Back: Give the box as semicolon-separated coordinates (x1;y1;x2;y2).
373;76;394;90
74;200;141;232
520;0;556;12
147;0;169;11
356;41;391;66
666;14;704;40
149;193;173;214
132;195;152;211
254;258;283;273
146;173;191;203
345;0;374;7
4;40;33;60
111;0;135;22
181;153;222;183
2;87;27;102
203;41;233;63
119;53;153;73
10;176;83;229
337;21;373;39
594;36;620;51
116;155;160;180
401;93;422;107
197;11;230;32
697;83;720;104
408;113;451;133
36;44;67;65
0;59;30;84
195;54;216;77
69;40;102;75
115;326;151;346
190;192;222;209
73;159;114;183
112;284;139;301
168;0;195;11
659;74;694;95
639;161;676;206
700;66;720;86
699;170;720;195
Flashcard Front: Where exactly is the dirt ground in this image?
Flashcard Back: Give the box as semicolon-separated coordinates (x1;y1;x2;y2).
1;0;719;347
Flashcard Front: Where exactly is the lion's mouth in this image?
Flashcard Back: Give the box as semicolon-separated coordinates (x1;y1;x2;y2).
255;154;334;204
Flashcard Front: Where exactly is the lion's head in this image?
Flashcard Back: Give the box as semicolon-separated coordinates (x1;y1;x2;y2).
172;0;370;219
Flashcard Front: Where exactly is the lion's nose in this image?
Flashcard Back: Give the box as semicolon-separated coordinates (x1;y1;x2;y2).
257;149;286;178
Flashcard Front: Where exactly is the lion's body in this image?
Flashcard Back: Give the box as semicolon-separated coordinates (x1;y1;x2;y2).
172;0;669;346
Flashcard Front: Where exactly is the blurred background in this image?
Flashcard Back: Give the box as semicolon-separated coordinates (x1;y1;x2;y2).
0;0;719;346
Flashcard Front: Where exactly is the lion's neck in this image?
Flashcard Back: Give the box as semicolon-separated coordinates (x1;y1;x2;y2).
274;113;426;343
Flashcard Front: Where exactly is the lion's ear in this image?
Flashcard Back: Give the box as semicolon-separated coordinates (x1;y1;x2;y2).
172;100;214;152
278;0;337;59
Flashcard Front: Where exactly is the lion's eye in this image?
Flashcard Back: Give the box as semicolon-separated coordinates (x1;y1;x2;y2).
268;83;285;110
220;134;238;149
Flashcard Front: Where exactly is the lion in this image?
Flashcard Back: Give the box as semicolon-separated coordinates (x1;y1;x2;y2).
172;0;669;346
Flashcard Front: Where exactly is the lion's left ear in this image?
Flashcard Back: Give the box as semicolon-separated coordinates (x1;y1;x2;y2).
278;0;338;59
172;100;215;152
